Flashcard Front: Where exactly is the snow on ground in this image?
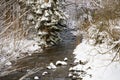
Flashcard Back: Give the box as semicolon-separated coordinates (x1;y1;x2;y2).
0;39;42;69
18;39;42;53
72;40;120;80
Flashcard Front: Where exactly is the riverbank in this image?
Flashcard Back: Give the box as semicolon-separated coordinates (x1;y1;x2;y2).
0;28;80;80
71;39;120;80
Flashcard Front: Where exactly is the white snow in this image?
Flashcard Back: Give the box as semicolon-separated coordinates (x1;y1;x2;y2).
56;61;67;66
38;31;48;35
69;64;83;71
46;66;52;69
5;61;12;66
41;3;51;9
0;39;42;69
44;10;50;17
49;62;57;69
0;57;6;63
47;62;57;69
27;14;34;20
34;76;39;80
18;39;41;53
41;16;50;21
68;73;73;77
42;71;48;76
64;57;68;61
72;40;120;80
36;9;42;14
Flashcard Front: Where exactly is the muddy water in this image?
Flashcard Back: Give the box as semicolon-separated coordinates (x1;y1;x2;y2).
0;28;80;80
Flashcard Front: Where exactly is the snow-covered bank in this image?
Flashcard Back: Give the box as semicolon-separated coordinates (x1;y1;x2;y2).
71;40;120;80
0;39;42;70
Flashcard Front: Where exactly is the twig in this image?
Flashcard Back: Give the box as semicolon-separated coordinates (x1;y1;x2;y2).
91;0;104;8
0;9;30;36
111;47;120;62
95;43;118;54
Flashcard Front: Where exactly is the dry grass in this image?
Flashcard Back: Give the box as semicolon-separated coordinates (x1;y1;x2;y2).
0;0;34;69
77;0;120;61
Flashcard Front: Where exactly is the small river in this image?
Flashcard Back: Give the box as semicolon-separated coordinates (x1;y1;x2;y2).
0;28;81;80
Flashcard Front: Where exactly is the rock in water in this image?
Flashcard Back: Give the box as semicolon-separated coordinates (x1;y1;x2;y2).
42;71;48;76
34;76;39;80
64;57;68;61
68;73;73;77
50;62;57;69
47;62;57;69
56;61;67;66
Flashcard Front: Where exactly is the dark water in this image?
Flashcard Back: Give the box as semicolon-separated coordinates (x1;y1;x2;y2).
0;28;81;80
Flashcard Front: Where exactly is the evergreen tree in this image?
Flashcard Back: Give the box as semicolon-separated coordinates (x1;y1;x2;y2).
25;0;66;48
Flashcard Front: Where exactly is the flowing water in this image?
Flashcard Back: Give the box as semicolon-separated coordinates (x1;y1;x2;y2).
0;0;82;79
0;28;81;80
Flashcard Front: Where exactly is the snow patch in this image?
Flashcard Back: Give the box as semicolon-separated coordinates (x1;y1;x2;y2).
34;76;39;80
0;39;42;70
42;71;48;76
56;61;67;66
5;61;12;66
47;62;57;69
64;57;68;61
71;40;120;80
